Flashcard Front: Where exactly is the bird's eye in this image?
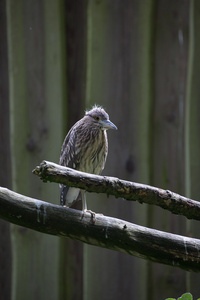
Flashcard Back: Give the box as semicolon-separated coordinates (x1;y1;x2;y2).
94;116;100;121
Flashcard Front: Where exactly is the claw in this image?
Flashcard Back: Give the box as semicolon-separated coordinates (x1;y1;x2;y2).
83;209;96;223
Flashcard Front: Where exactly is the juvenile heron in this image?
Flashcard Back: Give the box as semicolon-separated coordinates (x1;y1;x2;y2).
59;105;117;211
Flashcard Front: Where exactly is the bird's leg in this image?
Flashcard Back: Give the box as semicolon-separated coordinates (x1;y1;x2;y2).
81;190;96;221
81;190;87;211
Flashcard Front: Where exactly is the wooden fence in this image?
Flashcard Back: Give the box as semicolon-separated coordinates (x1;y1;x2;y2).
0;0;200;299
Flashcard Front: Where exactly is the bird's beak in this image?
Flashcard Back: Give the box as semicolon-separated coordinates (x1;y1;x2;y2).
100;119;118;130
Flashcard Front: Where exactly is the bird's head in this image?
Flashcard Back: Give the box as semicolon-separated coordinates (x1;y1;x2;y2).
85;105;117;131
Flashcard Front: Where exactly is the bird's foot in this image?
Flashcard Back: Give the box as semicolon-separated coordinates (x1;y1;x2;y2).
83;209;96;223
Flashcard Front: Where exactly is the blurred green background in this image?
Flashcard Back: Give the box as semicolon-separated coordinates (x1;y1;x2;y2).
1;0;200;299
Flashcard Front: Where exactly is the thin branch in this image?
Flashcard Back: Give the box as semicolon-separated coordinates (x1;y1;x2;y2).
33;160;200;221
0;186;200;272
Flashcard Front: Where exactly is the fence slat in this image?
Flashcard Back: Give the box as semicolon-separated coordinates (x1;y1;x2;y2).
7;1;66;299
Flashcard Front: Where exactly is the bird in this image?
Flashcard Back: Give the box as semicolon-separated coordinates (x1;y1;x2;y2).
59;105;117;211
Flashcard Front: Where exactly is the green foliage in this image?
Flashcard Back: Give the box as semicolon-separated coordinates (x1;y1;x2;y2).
165;293;197;300
178;293;192;300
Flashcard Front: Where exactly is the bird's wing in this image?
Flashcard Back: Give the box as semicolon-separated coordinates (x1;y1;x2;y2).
60;127;77;168
59;126;81;206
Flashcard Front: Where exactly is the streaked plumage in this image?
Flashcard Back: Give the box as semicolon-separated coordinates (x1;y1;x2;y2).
59;105;117;210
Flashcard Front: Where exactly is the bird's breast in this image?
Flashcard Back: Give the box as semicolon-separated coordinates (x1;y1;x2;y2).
79;130;108;174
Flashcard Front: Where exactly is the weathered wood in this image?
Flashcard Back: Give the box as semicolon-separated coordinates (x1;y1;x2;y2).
33;160;200;221
0;1;12;299
150;1;190;297
60;2;87;298
85;2;156;298
85;2;143;298
0;186;200;272
6;1;65;299
185;0;200;296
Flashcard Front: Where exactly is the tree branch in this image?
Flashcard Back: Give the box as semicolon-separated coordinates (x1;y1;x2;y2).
0;186;200;272
33;160;200;221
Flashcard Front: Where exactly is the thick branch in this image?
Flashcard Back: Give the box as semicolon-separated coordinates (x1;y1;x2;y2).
0;186;200;272
33;160;200;221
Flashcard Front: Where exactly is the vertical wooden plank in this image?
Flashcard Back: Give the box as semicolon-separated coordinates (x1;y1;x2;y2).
185;0;200;298
0;1;12;299
59;1;87;299
149;1;189;299
65;0;87;128
6;1;66;299
84;1;155;299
